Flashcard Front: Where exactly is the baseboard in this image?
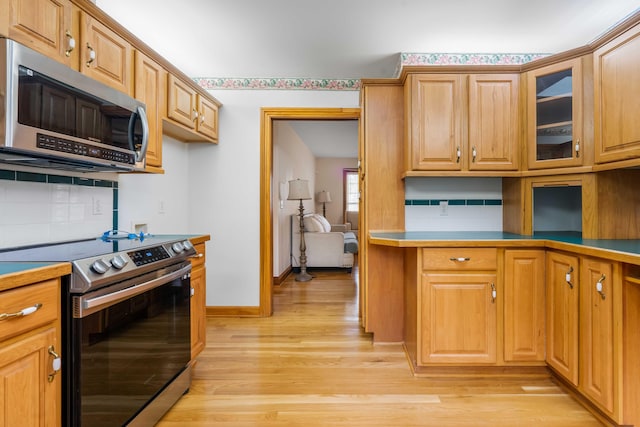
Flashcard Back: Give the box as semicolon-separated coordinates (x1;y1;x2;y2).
273;265;292;285
206;306;261;317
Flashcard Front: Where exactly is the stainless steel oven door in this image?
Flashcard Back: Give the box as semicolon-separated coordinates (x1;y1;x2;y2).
65;262;191;427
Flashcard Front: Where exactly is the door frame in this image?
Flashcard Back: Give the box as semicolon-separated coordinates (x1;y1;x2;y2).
259;107;360;316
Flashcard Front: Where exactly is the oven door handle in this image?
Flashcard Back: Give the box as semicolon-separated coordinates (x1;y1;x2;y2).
79;264;191;315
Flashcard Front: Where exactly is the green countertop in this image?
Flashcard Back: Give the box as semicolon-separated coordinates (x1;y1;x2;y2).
369;231;640;261
0;262;63;276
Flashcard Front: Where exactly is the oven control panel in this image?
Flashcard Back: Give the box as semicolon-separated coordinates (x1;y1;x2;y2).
128;246;170;266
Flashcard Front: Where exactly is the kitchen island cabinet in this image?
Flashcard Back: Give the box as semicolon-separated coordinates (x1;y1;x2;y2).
0;263;70;427
372;232;640;427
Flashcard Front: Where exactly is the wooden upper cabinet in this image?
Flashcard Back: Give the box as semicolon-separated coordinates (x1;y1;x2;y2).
406;73;519;172
526;58;583;170
197;96;219;141
468;74;519;171
79;12;133;95
167;73;197;129
594;23;640;164
134;50;165;170
165;73;219;143
6;0;75;65
407;74;463;171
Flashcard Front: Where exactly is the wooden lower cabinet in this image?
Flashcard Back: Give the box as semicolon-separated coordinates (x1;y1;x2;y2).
0;279;61;427
579;257;621;420
190;242;207;359
420;272;497;364
546;251;580;385
503;250;546;362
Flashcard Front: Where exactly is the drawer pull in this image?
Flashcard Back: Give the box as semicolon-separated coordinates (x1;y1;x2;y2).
596;274;606;300
449;257;470;262
0;303;43;321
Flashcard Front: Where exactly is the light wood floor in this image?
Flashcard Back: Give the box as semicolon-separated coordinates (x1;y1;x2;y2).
158;268;602;426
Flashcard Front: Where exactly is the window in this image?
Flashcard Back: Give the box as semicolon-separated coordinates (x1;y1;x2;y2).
344;168;359;213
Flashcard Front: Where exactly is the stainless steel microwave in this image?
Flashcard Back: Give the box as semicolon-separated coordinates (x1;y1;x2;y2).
0;38;148;172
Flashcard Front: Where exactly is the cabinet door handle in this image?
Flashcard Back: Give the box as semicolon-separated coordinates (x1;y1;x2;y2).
596;274;606;300
192;109;199;122
200;110;205;125
449;257;470;262
575;139;580;158
0;303;43;321
472;146;477;163
65;30;76;57
491;283;497;303
86;43;96;67
456;147;461;163
565;266;574;289
48;346;61;383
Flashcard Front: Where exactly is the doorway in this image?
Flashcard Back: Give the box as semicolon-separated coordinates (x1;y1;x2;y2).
259;108;360;316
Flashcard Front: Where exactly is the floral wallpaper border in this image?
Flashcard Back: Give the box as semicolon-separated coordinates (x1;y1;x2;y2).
194;52;549;91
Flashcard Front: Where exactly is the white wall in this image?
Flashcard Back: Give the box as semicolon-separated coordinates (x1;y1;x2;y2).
273;122;316;277
315;157;358;224
118;136;191;235
187;89;359;307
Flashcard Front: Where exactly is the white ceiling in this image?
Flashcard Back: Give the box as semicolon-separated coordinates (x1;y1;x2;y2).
97;0;638;80
95;0;639;158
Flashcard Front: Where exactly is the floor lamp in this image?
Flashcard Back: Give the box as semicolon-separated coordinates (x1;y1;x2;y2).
288;179;312;282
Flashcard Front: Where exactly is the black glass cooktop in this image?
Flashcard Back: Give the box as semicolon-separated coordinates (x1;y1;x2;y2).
0;235;192;262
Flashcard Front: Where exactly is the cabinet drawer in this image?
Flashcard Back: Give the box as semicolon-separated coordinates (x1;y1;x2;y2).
0;279;59;342
190;243;206;269
422;248;497;270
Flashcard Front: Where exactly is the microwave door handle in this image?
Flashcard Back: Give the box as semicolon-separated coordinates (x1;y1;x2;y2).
132;105;149;164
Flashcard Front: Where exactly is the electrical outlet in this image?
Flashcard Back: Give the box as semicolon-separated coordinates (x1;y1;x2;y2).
439;201;448;216
92;197;102;215
158;200;165;214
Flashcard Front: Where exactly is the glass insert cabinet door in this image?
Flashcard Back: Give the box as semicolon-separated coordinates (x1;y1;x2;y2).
527;58;583;169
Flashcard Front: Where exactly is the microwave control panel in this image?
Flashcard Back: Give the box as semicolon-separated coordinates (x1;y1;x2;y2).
37;133;135;165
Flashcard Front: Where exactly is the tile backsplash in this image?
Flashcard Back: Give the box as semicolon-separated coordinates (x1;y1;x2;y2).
405;177;503;231
0;169;116;249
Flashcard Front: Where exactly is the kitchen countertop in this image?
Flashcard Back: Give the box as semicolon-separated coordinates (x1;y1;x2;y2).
0;262;72;292
369;231;640;265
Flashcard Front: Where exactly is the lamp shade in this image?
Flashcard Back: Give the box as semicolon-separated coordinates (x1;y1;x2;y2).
317;191;331;203
287;179;311;200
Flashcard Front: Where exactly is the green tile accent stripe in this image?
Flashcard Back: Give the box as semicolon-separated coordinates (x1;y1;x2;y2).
17;171;47;183
0;170;16;180
0;169;117;188
406;199;502;206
